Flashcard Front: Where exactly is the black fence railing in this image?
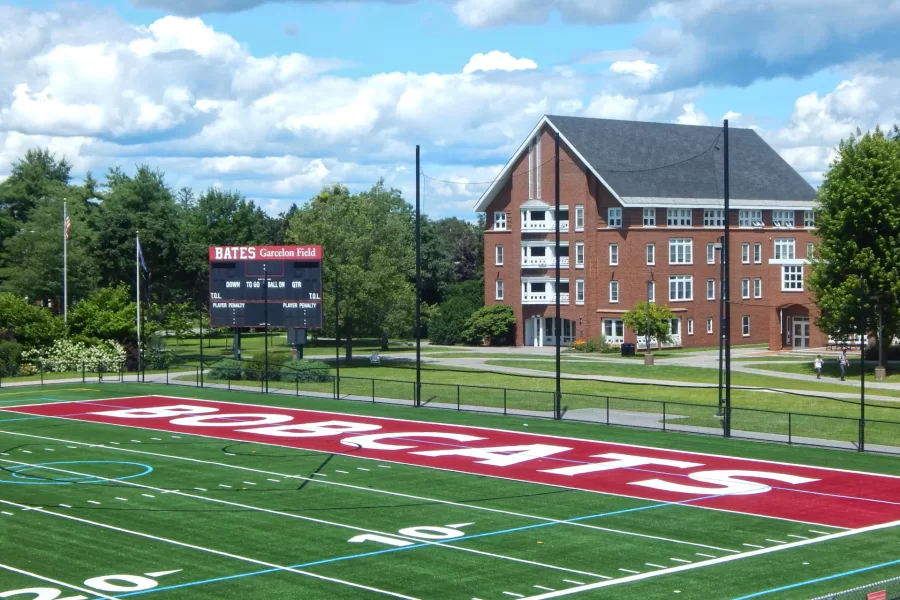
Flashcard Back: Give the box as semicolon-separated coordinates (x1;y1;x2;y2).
2;361;899;456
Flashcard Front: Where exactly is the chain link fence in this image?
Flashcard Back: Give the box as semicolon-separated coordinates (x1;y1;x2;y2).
810;574;900;600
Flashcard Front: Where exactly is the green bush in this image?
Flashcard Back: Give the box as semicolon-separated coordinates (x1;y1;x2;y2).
243;354;290;381
0;341;23;377
462;304;516;346
208;359;243;380
279;359;330;383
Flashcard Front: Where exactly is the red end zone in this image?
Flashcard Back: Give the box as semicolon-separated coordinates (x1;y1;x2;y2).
6;395;900;529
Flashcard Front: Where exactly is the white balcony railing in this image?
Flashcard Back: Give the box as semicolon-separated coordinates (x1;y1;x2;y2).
521;256;570;268
522;292;570;305
637;335;683;349
522;220;569;232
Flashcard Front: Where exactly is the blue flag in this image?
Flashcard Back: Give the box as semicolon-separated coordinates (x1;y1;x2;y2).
137;238;148;273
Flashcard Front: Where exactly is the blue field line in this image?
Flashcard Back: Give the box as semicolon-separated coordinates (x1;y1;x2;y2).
110;492;727;599
731;557;900;599
0;397;65;405
0;415;51;423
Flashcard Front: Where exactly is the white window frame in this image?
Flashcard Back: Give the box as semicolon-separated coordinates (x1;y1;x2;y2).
754;243;761;264
646;243;655;266
804;210;815;228
495;244;503;266
807;242;814;259
739;210;762;227
774;238;796;260
667;208;692;226
648;280;656;303
688;318;694;336
493;211;507;231
609;280;619;304
703;209;724;227
742;316;750;337
495;279;504;300
669;238;693;265
772;210;795;228
575;242;585;268
576;279;584;305
754;277;762;299
642;208;656;227
669;275;693;302
707;318;714;334
575;205;584;231
741;243;750;264
608;207;622;228
609;243;619;266
707;243;716;265
782;265;804;292
707;279;716;300
742;278;750;299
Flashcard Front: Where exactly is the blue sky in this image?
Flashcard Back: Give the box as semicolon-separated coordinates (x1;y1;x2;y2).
0;0;897;219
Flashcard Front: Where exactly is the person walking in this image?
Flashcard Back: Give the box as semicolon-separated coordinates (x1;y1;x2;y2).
838;349;848;381
814;355;823;379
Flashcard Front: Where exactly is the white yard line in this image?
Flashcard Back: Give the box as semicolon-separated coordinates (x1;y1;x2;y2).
0;500;419;600
517;518;900;599
0;458;610;582
0;562;119;600
0;429;741;554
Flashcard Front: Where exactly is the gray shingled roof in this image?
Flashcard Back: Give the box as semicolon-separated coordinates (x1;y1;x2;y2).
547;115;816;201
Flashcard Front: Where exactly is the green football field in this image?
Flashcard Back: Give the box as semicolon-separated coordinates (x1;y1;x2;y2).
0;383;898;600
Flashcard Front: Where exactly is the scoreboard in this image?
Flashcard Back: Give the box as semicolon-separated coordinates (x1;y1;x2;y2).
208;245;323;328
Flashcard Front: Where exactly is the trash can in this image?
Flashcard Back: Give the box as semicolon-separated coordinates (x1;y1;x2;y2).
621;343;635;357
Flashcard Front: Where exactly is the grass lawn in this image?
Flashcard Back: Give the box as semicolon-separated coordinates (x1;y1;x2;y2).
750;360;900;383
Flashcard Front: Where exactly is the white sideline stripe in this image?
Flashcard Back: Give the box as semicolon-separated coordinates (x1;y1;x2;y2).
0;430;742;554
517;518;900;599
2;397;858;531
0;562;119;600
0;458;611;581
0;500;419;600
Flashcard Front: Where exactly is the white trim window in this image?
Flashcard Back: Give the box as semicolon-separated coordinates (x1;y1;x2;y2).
495;244;503;266
609;280;619;303
742;316;750;337
754;277;762;298
493;211;507;231
688;319;694;336
742;278;750;299
669;275;693;301
774;238;795;260
575;205;584;231
741;243;750;264
739;210;762;227
772;210;795;227
669;238;693;264
782;265;804;291
609;243;619;266
647;243;655;265
576;279;585;305
707;243;716;264
707;318;714;334
804;210;815;228
707;279;716;300
704;209;724;227
643;208;656;226
495;279;504;300
807;242;814;259
575;242;585;268
754;242;761;264
608;207;622;228
667;208;692;226
648;280;656;303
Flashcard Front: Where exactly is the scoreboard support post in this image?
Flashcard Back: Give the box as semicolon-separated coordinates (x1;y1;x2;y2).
233;328;241;361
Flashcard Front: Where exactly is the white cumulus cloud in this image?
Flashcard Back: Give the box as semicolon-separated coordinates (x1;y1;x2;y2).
463;51;537;74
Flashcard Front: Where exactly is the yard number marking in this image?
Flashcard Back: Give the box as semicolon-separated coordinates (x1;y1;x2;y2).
0;569;181;599
349;523;472;547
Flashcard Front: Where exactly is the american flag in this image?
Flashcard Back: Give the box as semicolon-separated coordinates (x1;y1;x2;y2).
64;204;71;240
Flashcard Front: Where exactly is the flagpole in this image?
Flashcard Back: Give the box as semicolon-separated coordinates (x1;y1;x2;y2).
136;231;141;376
63;200;68;325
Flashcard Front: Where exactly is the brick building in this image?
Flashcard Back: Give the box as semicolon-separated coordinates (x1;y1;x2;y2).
475;115;825;351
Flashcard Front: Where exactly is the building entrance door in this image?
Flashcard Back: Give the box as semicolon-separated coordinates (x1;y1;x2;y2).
793;317;810;349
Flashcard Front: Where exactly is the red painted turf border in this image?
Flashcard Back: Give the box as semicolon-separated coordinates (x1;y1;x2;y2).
4;395;900;529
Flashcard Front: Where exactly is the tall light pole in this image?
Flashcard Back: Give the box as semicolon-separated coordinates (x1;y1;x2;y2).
646;271;654;357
